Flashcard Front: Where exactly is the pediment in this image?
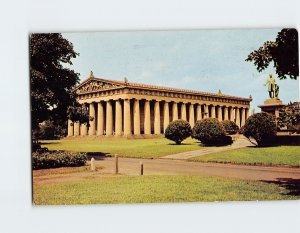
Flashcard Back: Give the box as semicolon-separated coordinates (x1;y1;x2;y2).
76;78;124;94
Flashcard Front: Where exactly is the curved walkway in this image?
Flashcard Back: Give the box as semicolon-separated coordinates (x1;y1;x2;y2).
160;135;253;160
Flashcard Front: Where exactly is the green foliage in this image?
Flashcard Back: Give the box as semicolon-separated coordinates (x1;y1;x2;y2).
238;125;245;135
30;33;79;130
192;118;233;145
33;120;67;140
164;120;192;144
30;33;91;139
278;102;300;132
221;120;239;135
246;28;298;80
243;112;277;146
32;151;87;170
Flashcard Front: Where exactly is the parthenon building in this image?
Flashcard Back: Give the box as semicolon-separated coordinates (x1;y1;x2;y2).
67;73;252;137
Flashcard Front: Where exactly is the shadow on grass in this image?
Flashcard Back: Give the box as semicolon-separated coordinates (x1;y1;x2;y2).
86;152;111;160
167;143;194;146
40;142;60;145
261;178;300;196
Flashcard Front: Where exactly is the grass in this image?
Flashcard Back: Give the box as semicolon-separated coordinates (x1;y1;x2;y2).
189;146;300;167
41;137;202;159
33;174;298;205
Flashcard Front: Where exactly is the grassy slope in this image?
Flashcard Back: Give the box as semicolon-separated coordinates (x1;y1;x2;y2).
189;146;300;167
41;137;202;159
33;175;298;205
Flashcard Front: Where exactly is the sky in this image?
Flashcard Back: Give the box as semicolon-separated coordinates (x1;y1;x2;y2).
63;29;299;112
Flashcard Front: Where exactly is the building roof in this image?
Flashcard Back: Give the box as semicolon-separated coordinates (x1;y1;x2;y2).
77;73;252;102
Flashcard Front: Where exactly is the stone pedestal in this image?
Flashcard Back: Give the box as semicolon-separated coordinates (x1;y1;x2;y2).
258;99;285;118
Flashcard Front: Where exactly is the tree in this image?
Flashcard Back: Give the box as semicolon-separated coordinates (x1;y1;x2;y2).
246;28;298;80
164;120;192;145
30;33;89;136
243;112;277;146
277;102;300;132
192;118;233;146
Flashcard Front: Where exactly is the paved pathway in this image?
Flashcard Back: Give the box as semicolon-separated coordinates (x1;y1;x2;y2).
91;157;300;181
160;135;253;160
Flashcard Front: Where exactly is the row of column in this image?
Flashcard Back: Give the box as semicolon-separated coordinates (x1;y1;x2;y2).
68;100;249;137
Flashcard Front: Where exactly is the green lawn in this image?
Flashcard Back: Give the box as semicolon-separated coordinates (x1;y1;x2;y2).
189;146;300;167
41;137;202;159
33;175;298;205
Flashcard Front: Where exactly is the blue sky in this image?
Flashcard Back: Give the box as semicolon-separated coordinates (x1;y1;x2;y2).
63;29;299;112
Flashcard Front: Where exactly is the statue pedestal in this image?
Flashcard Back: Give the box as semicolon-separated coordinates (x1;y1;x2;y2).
258;98;285;118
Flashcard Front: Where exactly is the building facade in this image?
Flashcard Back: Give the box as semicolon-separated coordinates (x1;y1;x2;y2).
67;73;252;137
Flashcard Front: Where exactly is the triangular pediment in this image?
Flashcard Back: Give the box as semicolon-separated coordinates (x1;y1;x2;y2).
76;78;124;94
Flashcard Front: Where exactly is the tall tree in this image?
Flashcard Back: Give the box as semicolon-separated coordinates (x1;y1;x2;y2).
246;28;298;80
30;33;88;134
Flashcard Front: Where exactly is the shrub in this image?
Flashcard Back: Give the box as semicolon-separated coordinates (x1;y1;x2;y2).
32;151;87;170
192;118;233;145
221;120;239;135
243;112;277;146
33;120;67;140
238;125;245;134
165;120;192;144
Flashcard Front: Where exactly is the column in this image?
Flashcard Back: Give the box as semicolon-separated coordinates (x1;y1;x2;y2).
211;105;216;118
241;108;245;127
245;108;249;120
67;120;73;137
224;106;228;121
235;107;240;128
144;100;151;135
81;123;87;136
97;102;104;135
106;100;113;135
196;104;202;121
181;103;187;121
217;106;222;121
124;99;131;136
88;102;96;136
204;105;209;118
81;104;87;136
189;104;195;128
154;101;161;134
133;99;141;135
172;102;178;121
229;107;234;121
163;101;170;132
74;121;80;136
115;99;122;136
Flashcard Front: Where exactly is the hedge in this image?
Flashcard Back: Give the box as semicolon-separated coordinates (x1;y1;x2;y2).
32;151;87;170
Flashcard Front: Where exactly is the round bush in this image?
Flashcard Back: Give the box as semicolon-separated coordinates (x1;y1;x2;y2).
192;118;233;145
165;120;192;144
243;112;277;146
221;120;239;135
